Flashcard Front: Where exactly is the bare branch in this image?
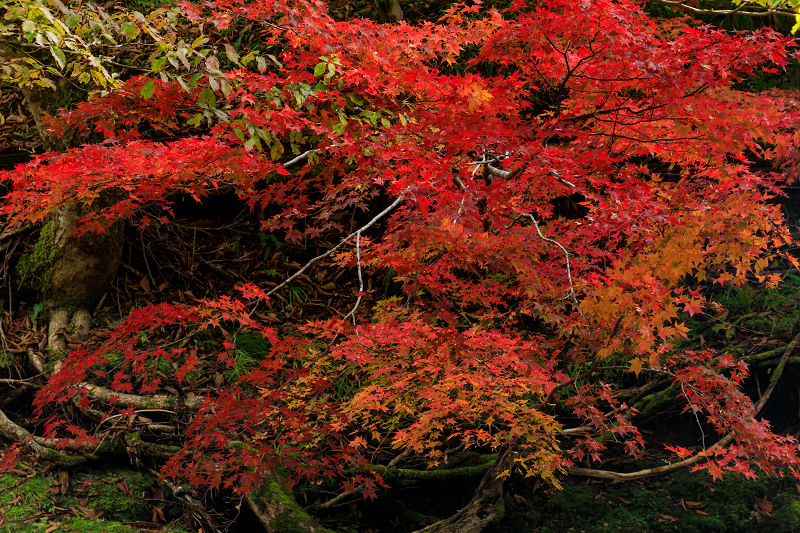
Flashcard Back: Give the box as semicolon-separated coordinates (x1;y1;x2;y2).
567;434;735;481
267;194;405;297
754;331;800;413
283;149;316;168
523;214;577;301
343;230;365;327
81;383;204;410
655;0;796;17
0;407;84;465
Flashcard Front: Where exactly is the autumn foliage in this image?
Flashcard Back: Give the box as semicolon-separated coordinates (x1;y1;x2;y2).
4;0;800;505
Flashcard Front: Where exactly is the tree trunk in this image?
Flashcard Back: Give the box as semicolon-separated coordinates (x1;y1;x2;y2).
246;477;334;533
383;0;404;22
5;52;124;353
43;199;123;351
414;446;515;533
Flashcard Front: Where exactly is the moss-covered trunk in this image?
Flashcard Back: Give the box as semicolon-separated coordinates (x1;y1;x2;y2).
7;56;124;353
246;478;334;533
42;198;123;350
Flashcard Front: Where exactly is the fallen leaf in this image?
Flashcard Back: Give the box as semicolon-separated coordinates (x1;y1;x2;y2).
115;478;133;497
754;497;773;519
684;500;706;509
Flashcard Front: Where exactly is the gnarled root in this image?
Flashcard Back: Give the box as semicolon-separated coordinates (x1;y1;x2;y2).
414;446;515;533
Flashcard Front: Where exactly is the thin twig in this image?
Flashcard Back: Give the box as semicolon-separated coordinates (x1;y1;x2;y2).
139;230;156;287
0;378;39;387
523;214;577;302
267;194;405;297
549;168;575;188
343;231;364;331
682;381;707;450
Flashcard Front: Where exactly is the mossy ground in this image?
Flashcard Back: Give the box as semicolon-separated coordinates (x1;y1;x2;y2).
0;464;186;533
488;465;800;533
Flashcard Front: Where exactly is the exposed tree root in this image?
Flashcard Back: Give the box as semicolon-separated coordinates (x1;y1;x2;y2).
414;446;515;533
81;382;204;410
319;451;495;510
151;467;224;533
246;478;334;533
0;406;83;466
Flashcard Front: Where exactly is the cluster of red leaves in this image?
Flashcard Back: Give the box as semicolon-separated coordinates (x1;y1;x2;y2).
3;0;800;494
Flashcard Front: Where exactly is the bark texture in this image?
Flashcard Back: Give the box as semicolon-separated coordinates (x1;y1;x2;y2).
414;446;515;533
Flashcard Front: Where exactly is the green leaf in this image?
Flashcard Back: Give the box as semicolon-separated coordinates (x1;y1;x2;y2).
191;35;209;49
187;113;204;127
36;77;57;90
176;44;191;69
151;57;167;72
140;80;156;99
91;70;107;87
120;22;140;40
49;46;66;70
206;55;221;71
313;62;326;77
219;77;231;97
197;87;217;108
176;76;190;92
270;142;284;161
224;43;240;65
244;137;261;151
44;31;61;46
64;14;81;29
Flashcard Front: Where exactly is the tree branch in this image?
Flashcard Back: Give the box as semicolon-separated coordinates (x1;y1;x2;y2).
655;0;796;17
267;194;405;297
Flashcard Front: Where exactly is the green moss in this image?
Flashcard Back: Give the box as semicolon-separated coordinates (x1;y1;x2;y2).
633;383;680;420
52;518;139;532
371;454;496;483
770;494;800;530
15;220;57;290
488;466;800;532
603;506;649;532
0;466;187;533
0;350;12;369
79;469;153;521
0;476;57;522
252;479;334;533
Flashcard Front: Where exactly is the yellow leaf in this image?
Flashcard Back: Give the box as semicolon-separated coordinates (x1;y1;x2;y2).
629;357;643;377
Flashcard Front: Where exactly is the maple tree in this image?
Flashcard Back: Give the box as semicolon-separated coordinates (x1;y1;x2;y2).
2;0;800;530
